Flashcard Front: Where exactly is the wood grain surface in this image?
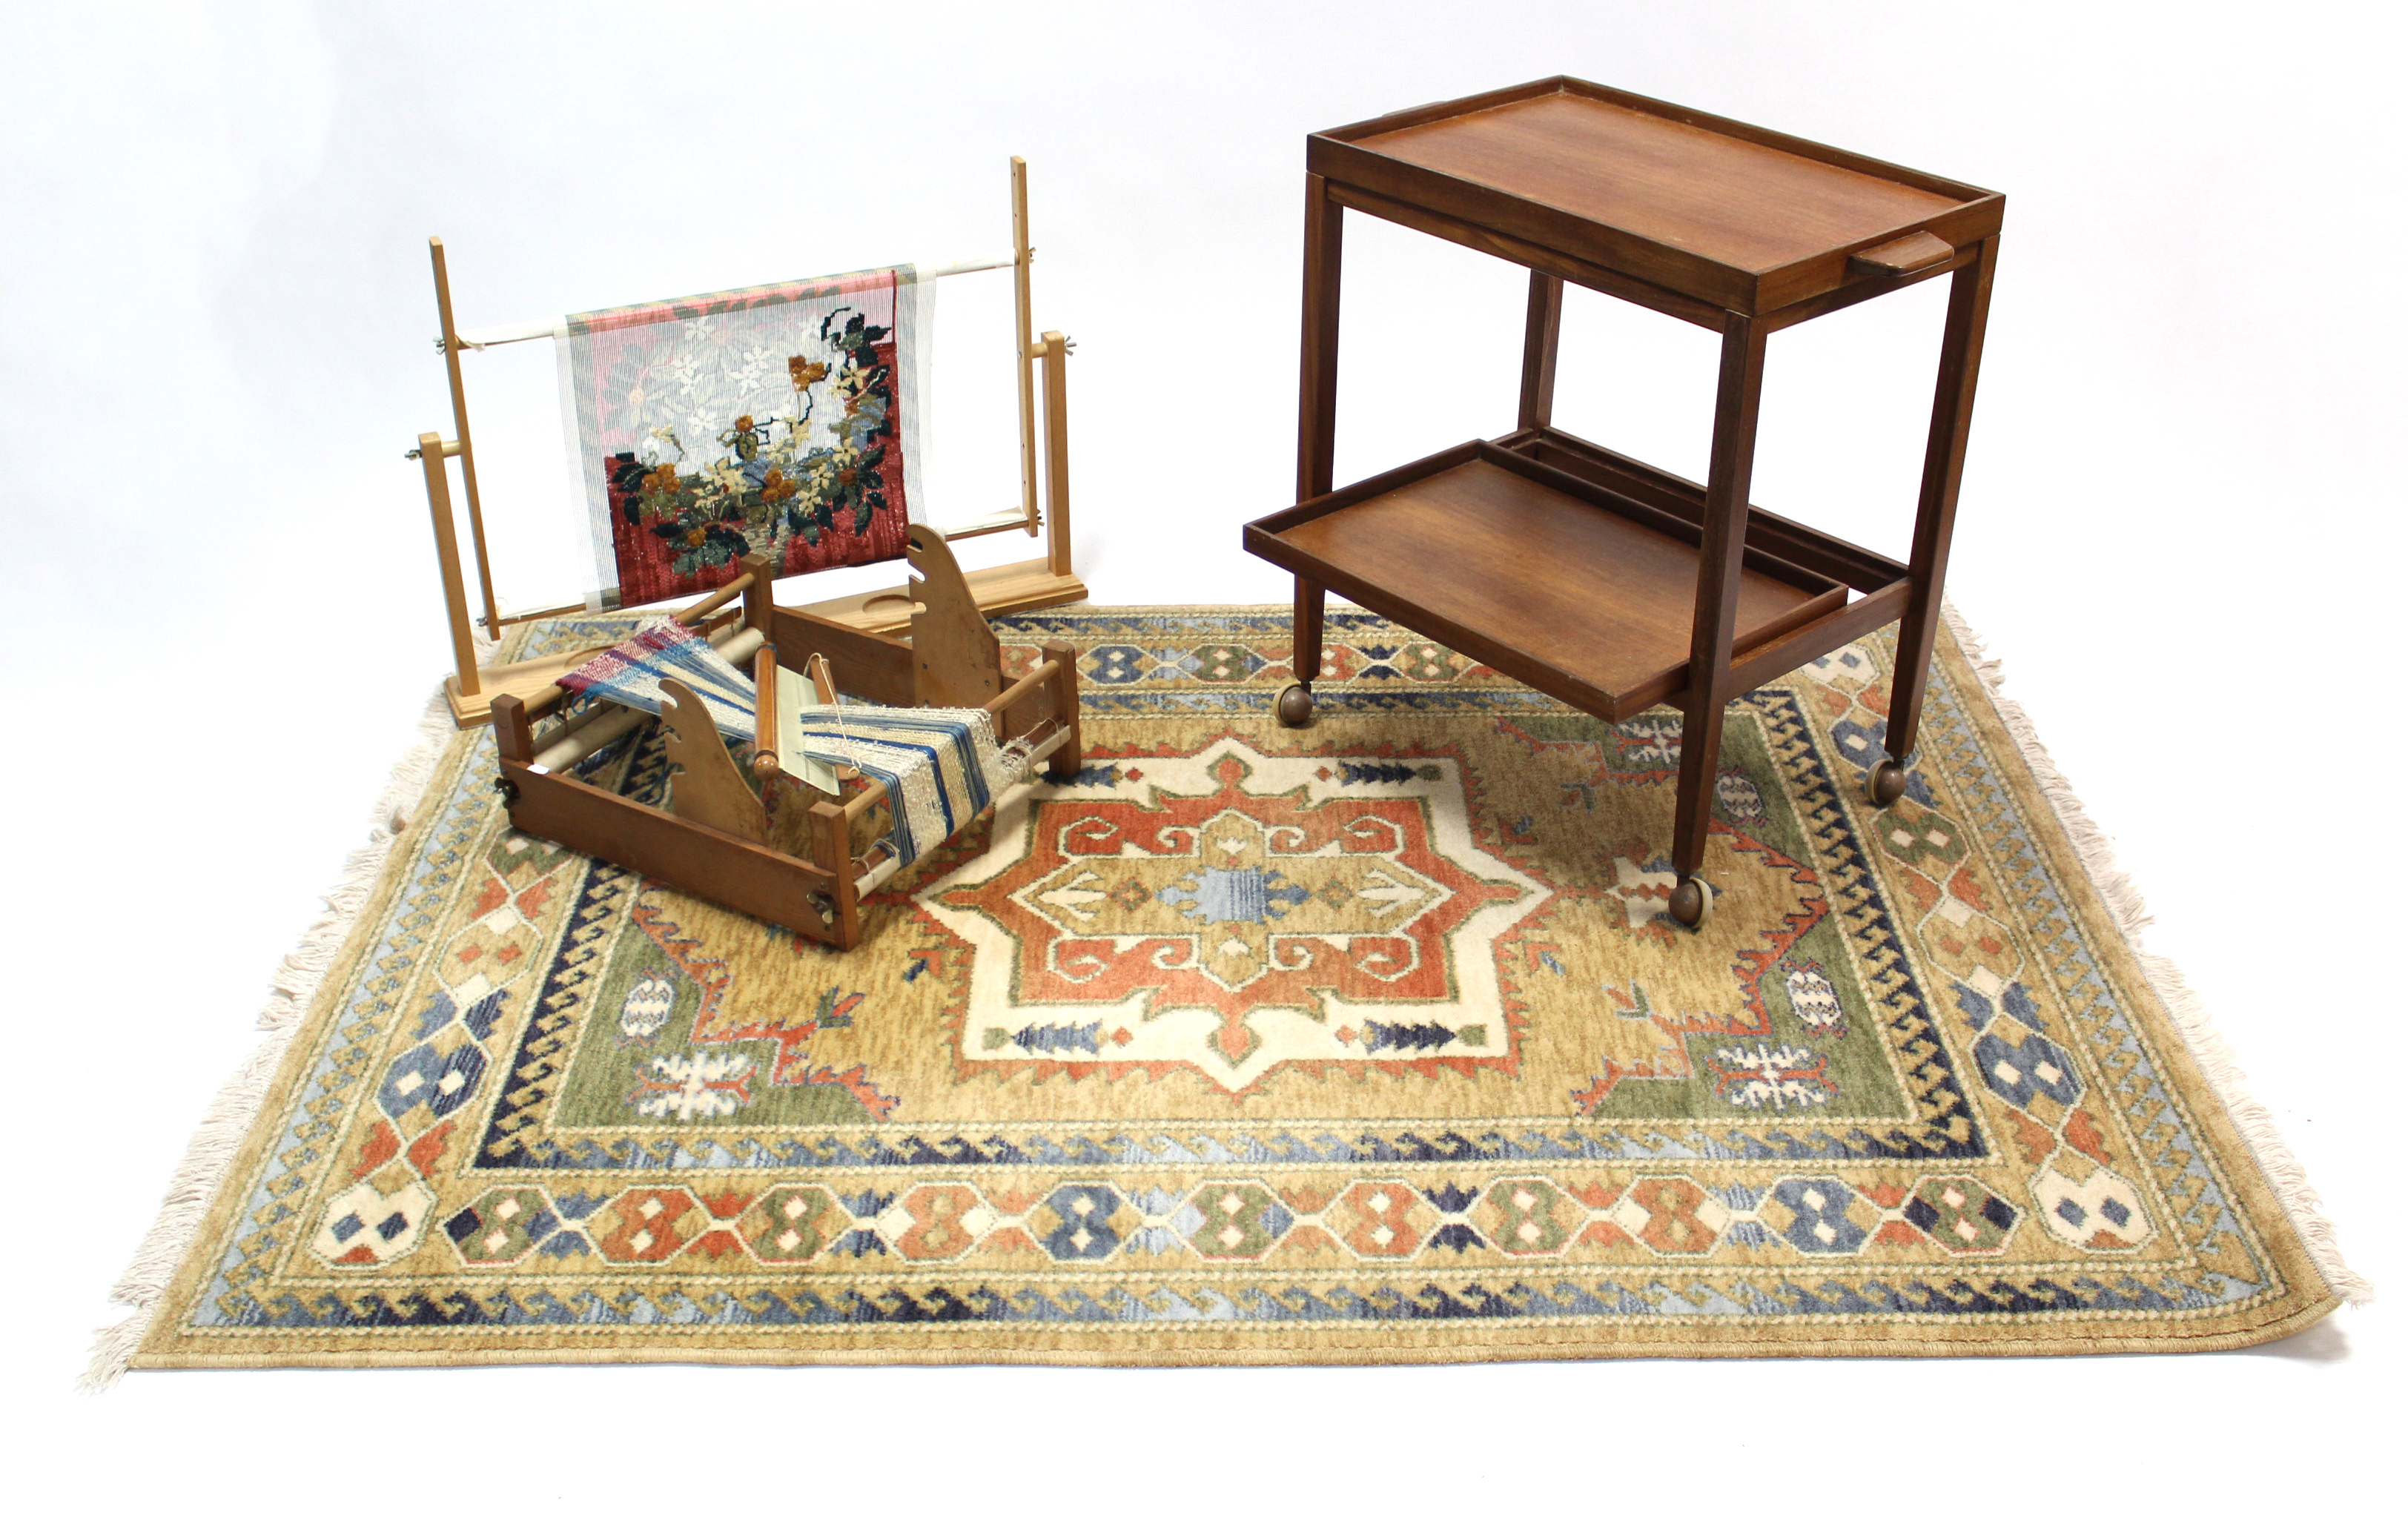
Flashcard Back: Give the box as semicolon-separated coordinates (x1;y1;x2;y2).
1266;455;1833;718
1356;92;1958;276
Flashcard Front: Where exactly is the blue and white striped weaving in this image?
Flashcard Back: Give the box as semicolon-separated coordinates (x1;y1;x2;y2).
788;703;1027;867
557;620;1028;869
555;620;758;741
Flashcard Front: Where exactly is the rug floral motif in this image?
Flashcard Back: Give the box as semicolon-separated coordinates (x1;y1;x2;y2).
131;609;2341;1367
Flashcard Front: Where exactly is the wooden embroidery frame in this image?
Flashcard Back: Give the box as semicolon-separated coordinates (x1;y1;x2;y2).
489;529;1084;950
413;156;1085;729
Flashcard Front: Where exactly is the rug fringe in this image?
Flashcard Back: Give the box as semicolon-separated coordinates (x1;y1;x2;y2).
82;615;2370;1385
82;688;463;1391
1939;601;2373;1307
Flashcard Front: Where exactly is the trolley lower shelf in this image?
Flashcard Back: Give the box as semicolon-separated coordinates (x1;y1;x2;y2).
1244;438;1880;721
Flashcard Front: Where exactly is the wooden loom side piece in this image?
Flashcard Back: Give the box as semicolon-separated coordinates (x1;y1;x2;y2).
492;692;844;946
904;529;1005;709
769;607;915;706
660;678;770;844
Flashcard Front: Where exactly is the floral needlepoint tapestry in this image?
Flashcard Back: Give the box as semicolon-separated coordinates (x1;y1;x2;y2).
562;266;927;609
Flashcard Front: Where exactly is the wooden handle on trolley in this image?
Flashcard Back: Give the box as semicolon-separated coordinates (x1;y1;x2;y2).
1848;231;1954;279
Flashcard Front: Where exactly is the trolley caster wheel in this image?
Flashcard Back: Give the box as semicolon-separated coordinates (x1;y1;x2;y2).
1868;758;1908;808
1667;875;1714;930
1277;683;1314;728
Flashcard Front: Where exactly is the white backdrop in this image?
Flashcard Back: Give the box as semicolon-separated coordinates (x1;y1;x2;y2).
4;2;2397;1517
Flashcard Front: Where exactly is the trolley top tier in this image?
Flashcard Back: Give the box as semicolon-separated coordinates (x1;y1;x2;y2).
1309;77;2002;319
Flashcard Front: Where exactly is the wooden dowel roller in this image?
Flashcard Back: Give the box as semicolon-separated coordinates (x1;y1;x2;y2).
752;643;781;778
673;570;755;629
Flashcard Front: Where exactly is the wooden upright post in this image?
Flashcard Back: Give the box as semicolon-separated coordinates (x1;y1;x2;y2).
810;801;861;947
1041;639;1083;782
489;693;535;765
738;550;775;637
428;238;501;636
418;431;481;700
1010;157;1039;537
1039;332;1074;577
1297;173;1343;502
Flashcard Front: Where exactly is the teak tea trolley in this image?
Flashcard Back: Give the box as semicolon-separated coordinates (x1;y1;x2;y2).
1243;78;2002;927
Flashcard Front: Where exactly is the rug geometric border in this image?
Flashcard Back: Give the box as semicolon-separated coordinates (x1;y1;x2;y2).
130;609;2341;1366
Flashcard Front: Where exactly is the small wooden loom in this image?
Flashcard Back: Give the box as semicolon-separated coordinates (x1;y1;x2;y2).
489;529;1084;950
414;156;1087;729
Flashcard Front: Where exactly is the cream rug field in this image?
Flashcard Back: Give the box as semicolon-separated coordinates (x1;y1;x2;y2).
94;606;2367;1377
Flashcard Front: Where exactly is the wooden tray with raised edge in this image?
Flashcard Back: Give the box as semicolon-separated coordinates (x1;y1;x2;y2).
1309;77;2003;326
1243;440;1846;722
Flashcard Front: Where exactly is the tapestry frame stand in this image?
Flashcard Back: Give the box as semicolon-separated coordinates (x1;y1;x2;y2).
413;157;1086;729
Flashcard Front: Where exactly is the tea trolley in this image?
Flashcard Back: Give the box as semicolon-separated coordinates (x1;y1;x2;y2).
1242;78;2002;927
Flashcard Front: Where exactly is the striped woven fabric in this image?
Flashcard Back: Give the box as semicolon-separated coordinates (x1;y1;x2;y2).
790;704;1025;867
555;621;757;741
558;623;1024;865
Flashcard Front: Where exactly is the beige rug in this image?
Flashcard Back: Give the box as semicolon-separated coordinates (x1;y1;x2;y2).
93;606;2366;1377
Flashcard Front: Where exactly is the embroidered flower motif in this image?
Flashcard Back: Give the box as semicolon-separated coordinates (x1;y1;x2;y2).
607;305;900;583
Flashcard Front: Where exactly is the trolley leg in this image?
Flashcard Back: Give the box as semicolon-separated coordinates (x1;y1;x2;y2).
1297;172;1343;504
1282;172;1343;732
1876;234;1999;807
1668;311;1769;930
1280;577;1324;728
1518;271;1564;432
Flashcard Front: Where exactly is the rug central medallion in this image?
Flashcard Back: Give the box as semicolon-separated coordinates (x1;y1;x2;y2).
924;738;1546;1092
125;611;2346;1374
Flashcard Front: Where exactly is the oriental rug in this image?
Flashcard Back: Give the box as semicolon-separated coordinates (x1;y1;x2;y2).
103;607;2364;1375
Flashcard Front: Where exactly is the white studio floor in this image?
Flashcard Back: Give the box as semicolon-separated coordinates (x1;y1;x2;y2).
7;4;2398;1522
